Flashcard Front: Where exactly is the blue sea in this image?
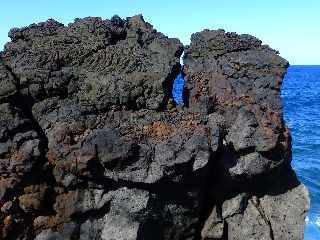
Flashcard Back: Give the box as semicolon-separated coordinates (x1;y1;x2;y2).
282;65;320;240
173;65;320;239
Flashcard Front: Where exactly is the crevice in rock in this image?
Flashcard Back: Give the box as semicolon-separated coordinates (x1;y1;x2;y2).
193;129;226;240
251;197;274;240
3;76;53;188
4;94;56;239
222;220;228;240
1;65;59;239
194;154;221;239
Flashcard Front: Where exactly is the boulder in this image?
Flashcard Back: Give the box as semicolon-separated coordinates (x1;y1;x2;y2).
0;16;308;240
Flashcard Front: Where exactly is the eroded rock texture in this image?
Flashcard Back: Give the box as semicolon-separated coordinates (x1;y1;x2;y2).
0;15;309;240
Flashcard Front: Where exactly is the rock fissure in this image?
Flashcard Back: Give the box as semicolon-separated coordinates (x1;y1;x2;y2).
250;197;275;240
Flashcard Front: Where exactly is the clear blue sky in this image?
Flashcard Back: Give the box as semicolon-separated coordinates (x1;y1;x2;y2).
0;0;319;65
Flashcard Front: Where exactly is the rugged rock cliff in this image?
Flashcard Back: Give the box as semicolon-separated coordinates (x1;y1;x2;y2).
0;15;309;240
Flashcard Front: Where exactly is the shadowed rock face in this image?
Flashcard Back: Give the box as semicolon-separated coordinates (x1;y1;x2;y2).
0;15;309;240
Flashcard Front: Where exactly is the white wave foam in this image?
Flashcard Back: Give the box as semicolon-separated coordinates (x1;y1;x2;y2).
305;215;320;228
316;216;320;227
305;216;310;224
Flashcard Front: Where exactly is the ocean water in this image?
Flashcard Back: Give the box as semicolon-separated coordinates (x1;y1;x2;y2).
172;72;184;105
172;65;320;239
282;65;320;240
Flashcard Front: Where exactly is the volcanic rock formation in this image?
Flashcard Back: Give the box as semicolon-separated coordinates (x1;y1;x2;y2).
0;15;309;240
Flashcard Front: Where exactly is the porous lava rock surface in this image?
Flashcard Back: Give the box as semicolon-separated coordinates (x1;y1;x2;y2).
0;15;309;240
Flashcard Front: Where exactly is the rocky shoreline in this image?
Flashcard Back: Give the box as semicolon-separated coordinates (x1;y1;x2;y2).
0;15;309;239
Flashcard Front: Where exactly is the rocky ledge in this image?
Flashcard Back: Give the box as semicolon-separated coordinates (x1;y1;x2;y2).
0;15;309;240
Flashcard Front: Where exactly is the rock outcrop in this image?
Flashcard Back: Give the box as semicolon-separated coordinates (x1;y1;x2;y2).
0;15;309;240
